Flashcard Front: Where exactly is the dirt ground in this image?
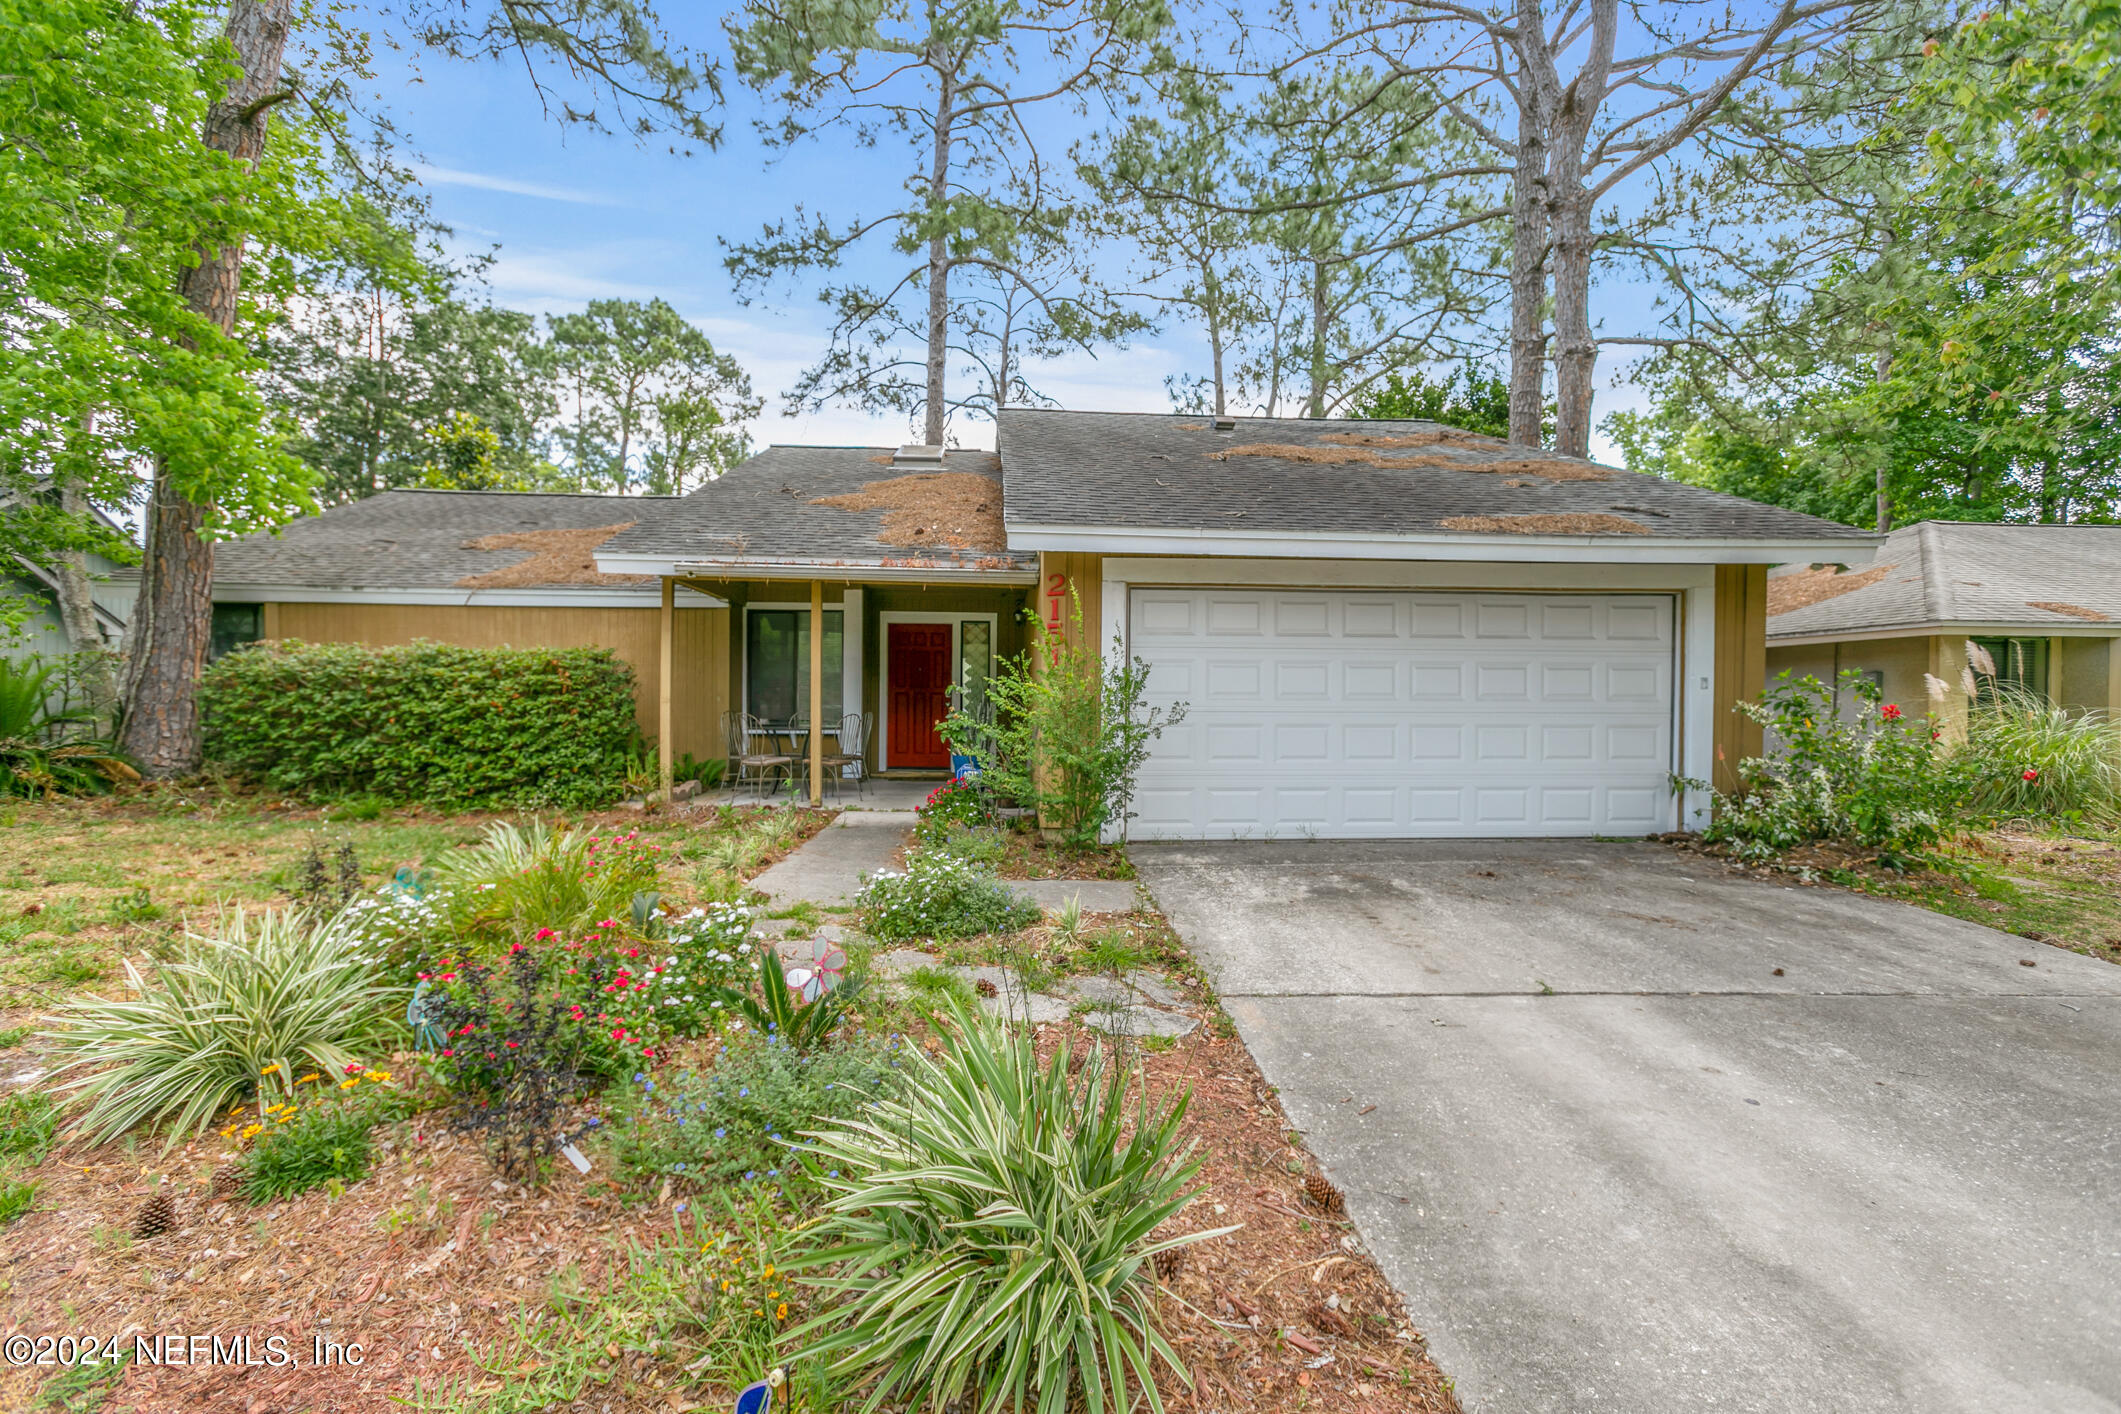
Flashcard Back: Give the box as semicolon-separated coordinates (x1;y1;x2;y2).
0;1021;1458;1414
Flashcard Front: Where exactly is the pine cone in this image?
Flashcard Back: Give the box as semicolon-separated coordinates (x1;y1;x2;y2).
210;1162;245;1202
130;1190;178;1240
1303;1172;1345;1216
1152;1247;1184;1283
974;977;999;998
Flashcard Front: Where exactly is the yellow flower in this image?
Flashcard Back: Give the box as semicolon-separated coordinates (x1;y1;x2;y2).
241;1123;262;1139
775;1303;788;1321
762;1265;775;1279
260;1064;281;1076
339;1079;359;1090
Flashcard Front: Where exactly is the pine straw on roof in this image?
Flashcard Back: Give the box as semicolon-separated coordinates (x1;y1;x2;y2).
1207;443;1611;480
810;471;1007;551
2027;600;2113;622
1317;429;1508;449
1438;512;1649;535
454;523;650;588
1765;563;1893;617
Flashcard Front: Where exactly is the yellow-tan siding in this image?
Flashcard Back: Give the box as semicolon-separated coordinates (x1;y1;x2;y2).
265;602;728;760
1712;564;1767;793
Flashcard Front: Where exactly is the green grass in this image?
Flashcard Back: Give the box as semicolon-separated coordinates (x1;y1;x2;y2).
1853;828;2121;966
32;1350;130;1411
422;1194;840;1413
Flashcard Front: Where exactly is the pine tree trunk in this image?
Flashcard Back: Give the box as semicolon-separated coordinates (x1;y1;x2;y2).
1548;181;1596;459
1506;37;1550;449
922;61;956;447
1307;259;1328;417
118;0;294;778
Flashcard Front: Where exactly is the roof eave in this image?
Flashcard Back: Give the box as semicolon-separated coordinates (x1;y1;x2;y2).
598;553;1038;585
1770;618;2121;645
1005;521;1882;567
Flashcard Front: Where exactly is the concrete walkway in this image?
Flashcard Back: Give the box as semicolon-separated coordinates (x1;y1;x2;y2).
1137;838;2121;1414
751;811;915;908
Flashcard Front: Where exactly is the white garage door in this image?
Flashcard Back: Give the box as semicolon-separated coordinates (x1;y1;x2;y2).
1128;589;1677;839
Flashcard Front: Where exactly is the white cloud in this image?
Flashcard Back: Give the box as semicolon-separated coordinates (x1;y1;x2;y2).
413;163;619;206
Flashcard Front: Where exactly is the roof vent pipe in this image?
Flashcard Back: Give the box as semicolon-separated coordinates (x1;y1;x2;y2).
892;443;946;469
1212;417;1236;431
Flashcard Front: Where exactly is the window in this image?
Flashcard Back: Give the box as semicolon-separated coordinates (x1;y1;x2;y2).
1970;636;2049;702
746;609;843;722
958;619;993;717
210;603;262;660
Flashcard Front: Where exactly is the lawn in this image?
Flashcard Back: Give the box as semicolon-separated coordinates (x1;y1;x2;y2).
0;793;1462;1414
1860;827;2121;966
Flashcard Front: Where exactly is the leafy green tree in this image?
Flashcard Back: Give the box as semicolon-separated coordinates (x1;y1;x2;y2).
1352;361;1522;439
1610;0;2121;526
547;298;759;493
265;241;565;503
725;0;1170;445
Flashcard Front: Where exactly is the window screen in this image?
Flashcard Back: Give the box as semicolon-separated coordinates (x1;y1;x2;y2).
746;610;843;721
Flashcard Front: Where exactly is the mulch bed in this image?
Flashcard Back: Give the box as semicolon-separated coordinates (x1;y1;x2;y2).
0;1019;1459;1413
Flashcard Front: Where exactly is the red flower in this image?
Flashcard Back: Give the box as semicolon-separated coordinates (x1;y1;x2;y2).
2023;768;2040;781
1880;703;1903;721
440;1049;454;1058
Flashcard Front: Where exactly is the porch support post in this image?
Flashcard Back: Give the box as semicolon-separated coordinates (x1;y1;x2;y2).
808;579;824;806
658;575;675;806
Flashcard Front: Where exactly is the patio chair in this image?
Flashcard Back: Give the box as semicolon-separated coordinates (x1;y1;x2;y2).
820;711;869;799
723;710;794;798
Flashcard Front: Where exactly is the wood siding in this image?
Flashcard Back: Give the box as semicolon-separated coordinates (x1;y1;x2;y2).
1712;564;1767;794
1037;552;1104;652
266;602;728;759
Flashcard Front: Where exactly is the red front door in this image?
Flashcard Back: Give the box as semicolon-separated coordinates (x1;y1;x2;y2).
887;623;953;769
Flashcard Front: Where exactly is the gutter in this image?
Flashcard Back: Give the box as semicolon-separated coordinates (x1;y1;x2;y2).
1003;521;1883;567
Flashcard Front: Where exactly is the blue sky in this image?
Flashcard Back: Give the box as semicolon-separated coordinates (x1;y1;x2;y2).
352;7;1653;461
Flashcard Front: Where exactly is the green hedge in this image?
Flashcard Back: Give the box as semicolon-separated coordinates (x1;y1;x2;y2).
200;640;637;807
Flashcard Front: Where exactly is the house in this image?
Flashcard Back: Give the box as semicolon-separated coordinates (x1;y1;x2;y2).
591;409;1875;838
2;487;133;661
196;489;731;756
1767;521;2121;736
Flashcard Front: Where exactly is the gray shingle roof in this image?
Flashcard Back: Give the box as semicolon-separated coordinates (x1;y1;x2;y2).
1769;521;2121;639
203;490;665;590
997;408;1876;544
597;446;1035;571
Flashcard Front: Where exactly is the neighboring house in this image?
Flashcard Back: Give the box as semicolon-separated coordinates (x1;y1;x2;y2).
2;488;134;661
1767;521;2121;735
594;409;1873;838
178;490;731;757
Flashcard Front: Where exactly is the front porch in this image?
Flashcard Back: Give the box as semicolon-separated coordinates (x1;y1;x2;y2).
650;569;1035;805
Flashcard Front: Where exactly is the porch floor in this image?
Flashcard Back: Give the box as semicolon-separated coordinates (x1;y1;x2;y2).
697;775;938;811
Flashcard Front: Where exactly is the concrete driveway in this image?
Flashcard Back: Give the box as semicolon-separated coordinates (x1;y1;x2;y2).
1135;839;2121;1414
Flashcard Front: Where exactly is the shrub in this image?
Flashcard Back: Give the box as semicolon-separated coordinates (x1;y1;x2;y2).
606;1031;904;1191
422;944;621;1179
1964;685;2121;823
934;822;1008;867
199;639;637;807
855;853;1039;942
1689;672;1980;866
789;1005;1226;1414
0;653;132;797
431;821;663;939
939;603;1187;848
626;902;758;1042
41;910;405;1145
913;778;994;846
0;1176;32;1224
